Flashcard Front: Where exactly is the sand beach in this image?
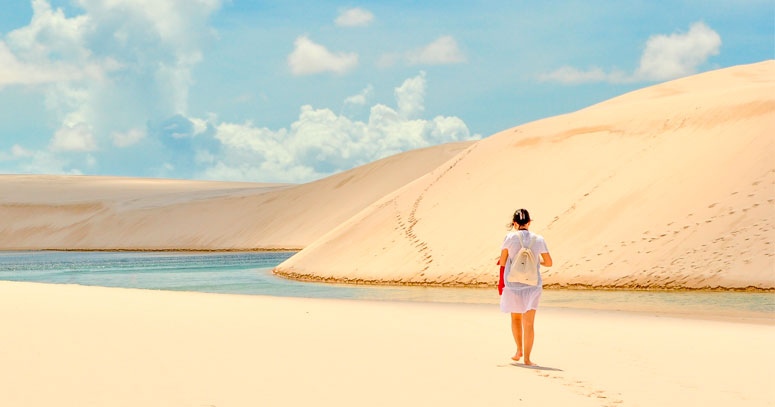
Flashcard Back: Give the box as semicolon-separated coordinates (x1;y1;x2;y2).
0;281;772;407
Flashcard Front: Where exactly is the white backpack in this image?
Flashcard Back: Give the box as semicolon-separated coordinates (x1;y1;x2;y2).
506;232;539;286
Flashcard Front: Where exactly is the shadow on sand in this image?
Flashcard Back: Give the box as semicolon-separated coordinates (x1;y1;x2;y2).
509;363;563;372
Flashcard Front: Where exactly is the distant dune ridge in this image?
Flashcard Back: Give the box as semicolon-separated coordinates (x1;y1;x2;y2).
0;142;473;250
275;61;775;290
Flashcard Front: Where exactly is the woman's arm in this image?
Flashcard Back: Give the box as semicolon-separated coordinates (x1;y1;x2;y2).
499;249;509;266
540;252;552;267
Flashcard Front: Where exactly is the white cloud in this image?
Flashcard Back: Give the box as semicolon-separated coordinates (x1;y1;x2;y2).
394;71;425;118
335;8;374;27
406;36;466;65
112;128;146;147
189;117;209;135
201;72;479;183
2;0;120;87
3;0;222;167
287;36;358;75
0;40;81;86
635;22;721;81
540;22;721;84
50;122;97;151
344;84;374;106
0;1;122;88
6;0;91;62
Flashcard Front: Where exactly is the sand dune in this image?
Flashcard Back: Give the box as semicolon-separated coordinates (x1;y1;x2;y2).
275;61;775;290
0;141;472;250
1;281;771;407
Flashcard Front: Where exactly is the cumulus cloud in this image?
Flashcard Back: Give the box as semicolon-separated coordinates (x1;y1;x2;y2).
540;22;721;84
2;2;473;182
395;71;425;118
334;7;374;27
2;0;222;174
344;84;374;106
287;36;359;75
0;41;82;86
200;72;479;182
406;36;466;65
50;122;97;151
635;22;721;81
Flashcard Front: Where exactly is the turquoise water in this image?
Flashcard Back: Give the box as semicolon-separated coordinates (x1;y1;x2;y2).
0;251;772;321
0;251;493;302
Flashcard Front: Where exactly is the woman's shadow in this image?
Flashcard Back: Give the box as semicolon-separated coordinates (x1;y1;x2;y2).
499;362;563;371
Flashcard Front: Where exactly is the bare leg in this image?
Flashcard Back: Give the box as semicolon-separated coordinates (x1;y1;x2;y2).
510;313;523;361
522;309;536;365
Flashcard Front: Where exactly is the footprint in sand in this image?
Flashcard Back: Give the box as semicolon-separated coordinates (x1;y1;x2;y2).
531;369;621;405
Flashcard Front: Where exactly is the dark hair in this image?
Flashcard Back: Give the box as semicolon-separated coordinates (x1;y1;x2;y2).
512;208;531;226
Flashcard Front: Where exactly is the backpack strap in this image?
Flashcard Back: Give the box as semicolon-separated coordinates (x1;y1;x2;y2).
516;231;537;250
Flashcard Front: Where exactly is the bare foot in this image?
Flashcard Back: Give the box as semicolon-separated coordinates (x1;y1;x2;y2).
511;351;522;361
523;359;536;366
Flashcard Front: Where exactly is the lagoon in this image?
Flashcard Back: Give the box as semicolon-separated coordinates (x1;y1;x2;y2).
0;251;771;322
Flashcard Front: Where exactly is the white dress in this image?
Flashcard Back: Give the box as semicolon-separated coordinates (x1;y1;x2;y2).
500;230;549;314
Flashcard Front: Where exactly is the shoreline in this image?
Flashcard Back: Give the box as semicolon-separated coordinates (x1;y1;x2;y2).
272;268;775;293
3;249;773;292
2;278;773;326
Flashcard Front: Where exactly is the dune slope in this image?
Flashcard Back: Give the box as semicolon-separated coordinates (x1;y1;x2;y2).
0;141;473;250
275;61;775;290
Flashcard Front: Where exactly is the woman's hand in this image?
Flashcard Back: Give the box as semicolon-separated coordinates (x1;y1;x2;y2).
498;266;505;295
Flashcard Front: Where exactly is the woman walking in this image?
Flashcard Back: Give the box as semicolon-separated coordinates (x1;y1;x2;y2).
498;208;552;366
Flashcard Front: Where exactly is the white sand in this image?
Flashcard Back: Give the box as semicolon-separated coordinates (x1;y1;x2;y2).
0;281;771;407
276;61;775;290
0;141;472;250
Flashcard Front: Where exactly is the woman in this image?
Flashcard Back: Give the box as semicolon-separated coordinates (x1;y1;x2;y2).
498;208;552;366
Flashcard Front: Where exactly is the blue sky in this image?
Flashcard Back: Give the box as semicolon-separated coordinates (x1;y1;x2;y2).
0;0;772;182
